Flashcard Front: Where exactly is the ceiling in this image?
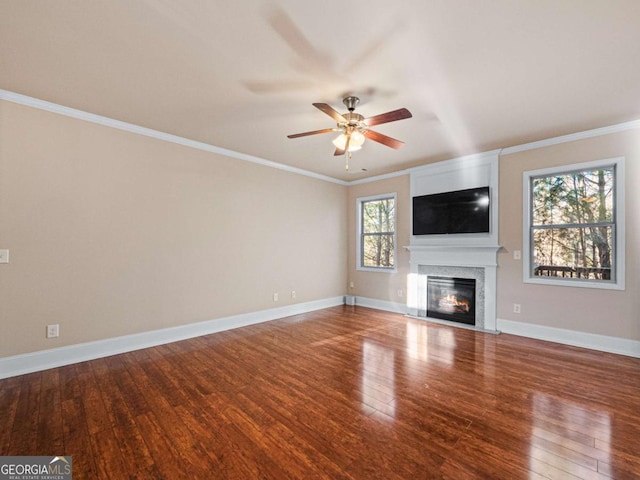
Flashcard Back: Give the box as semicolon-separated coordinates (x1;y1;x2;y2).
2;1;640;182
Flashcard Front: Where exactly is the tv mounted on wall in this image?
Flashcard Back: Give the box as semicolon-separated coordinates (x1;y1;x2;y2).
413;186;490;235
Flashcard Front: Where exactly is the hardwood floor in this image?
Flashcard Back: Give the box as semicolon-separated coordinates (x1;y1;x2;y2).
2;306;640;479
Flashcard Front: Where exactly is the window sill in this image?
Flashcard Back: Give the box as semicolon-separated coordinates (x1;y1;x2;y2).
357;266;398;273
524;276;624;291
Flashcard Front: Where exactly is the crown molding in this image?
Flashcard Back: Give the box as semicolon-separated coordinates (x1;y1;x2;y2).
0;89;349;186
351;117;640;185
347;168;409;185
501;119;640;155
2;89;639;187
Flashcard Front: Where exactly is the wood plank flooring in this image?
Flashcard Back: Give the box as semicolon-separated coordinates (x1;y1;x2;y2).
2;306;640;479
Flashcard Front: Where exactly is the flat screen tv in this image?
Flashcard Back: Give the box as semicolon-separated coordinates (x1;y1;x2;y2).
413;186;490;235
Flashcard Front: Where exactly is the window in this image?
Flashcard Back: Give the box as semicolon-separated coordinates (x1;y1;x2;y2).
523;157;625;289
357;193;397;271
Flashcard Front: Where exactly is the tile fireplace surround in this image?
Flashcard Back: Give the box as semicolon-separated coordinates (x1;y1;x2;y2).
406;151;501;333
406;245;501;332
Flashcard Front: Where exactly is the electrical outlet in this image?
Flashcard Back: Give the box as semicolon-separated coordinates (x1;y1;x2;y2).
0;249;9;264
513;303;521;314
291;290;296;299
349;281;354;289
397;289;403;297
513;250;522;260
273;293;279;302
46;324;59;338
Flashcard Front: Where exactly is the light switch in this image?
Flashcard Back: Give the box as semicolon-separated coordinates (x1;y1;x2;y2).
513;250;521;260
0;249;8;264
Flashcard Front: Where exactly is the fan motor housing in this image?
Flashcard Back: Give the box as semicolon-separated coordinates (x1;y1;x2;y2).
343;96;360;111
340;112;364;128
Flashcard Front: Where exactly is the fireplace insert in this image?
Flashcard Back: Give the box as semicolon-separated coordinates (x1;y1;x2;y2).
427;276;476;325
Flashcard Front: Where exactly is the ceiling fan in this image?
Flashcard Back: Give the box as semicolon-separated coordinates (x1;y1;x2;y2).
287;96;412;169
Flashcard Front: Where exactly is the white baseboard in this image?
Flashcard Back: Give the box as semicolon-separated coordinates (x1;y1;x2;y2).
0;296;345;379
349;300;639;358
6;300;636;379
498;318;640;358
353;296;408;315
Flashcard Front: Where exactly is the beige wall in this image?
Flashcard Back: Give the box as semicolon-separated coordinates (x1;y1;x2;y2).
0;100;347;357
498;129;640;340
347;175;410;304
346;130;640;342
2;97;638;361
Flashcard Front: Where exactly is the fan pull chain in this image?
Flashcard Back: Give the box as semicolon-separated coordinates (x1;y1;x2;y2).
345;152;352;171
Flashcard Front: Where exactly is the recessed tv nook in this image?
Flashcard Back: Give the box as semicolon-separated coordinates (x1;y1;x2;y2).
412;186;490;235
407;153;500;331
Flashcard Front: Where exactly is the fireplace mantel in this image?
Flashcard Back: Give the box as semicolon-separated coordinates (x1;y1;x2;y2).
404;245;501;268
406;151;501;332
405;245;502;332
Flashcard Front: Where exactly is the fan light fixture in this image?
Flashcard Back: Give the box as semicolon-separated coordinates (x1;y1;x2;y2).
287;96;412;171
332;130;365;152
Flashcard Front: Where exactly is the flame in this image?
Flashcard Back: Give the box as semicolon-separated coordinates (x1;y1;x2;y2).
438;294;470;313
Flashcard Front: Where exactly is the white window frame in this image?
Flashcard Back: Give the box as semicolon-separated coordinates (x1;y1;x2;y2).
522;157;625;290
357;193;397;273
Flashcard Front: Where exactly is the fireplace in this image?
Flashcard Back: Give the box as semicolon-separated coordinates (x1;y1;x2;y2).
427;276;476;325
406;246;500;332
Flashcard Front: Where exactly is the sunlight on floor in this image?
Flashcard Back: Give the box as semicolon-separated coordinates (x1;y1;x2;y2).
406;320;456;366
529;392;611;479
361;341;396;418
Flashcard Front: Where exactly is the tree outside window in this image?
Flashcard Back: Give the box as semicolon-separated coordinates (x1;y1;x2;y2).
526;160;623;287
358;195;396;270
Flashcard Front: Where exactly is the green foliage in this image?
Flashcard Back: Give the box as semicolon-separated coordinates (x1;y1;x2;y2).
361;198;395;268
531;168;614;280
532;169;613;225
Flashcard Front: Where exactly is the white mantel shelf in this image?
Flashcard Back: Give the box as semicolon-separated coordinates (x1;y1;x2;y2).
405;244;502;332
406;152;502;332
404;245;502;267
